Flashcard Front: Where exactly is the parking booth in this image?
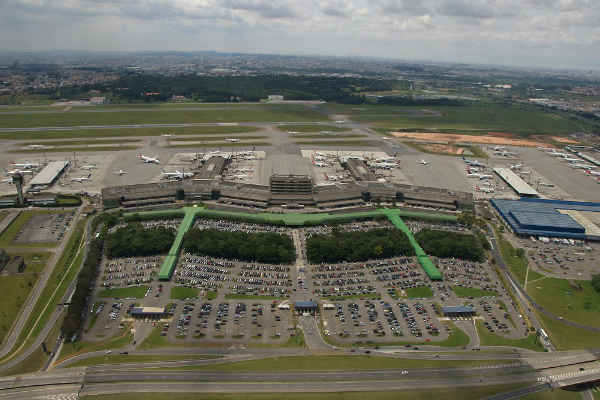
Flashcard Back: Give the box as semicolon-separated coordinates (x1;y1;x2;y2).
130;306;166;320
442;305;476;318
294;301;318;315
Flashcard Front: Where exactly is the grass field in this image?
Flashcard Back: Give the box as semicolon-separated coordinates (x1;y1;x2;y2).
403;286;434;298
283;329;305;348
169;135;267;142
79;384;531;400
12;145;140;153
66;354;219;368
0;252;51;343
451;286;498;298
59;325;133;361
97;286;149;299
526;278;600;328
0;210;63;248
336;103;598;135
21;139;141;146
291;134;368;139
278;124;348;133
537;312;600;350
138;324;169;350
496;231;543;286
175;355;510;372
293;140;378;146
0;125;261;140
0;312;63;376
168;142;270;148
0;105;326;128
475;321;544;351
170;286;199;300
14;219;86;351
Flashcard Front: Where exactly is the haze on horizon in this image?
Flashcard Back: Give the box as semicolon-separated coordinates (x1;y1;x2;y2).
1;0;599;70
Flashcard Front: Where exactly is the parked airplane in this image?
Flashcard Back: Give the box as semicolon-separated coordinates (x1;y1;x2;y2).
480;187;495;193
26;144;46;149
313;162;329;168
479;174;493;180
509;164;522;170
225;138;240;143
161;133;175;137
564;157;580;162
571;163;595;169
548;151;568;157
137;154;160;164
491;146;506;151
161;169;194;180
4;168;33;176
11;162;39;169
114;169;127;175
462;156;484;167
80;165;97;170
375;162;396;169
420;159;429;165
586;170;600;176
71;173;91;183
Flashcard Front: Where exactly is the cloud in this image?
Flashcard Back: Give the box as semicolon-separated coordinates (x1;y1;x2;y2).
0;0;599;69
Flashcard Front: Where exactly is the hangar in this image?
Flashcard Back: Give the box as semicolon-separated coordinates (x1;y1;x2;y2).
491;198;600;241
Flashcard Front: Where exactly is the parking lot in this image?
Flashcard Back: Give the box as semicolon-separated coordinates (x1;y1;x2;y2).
13;211;75;244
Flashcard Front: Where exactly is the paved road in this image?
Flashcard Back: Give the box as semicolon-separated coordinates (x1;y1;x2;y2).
0;208;92;372
0;205;84;361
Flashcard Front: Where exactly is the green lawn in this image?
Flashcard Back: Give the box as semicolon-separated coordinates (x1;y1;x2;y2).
205;291;218;300
98;286;149;299
404;286;434;298
291;134;367;139
0;211;7;224
537;312;600;350
527;278;600;328
283;329;305;348
278;124;348;133
0;105;326;128
66;354;219;368
451;286;498;298
168;142;270;148
0;252;51;343
496;231;543;286
8;219;86;359
12;145;140;153
343;103;597;135
521;389;584;399
175;355;511;372
476;321;544;351
224;294;286;300
138;324;169;350
21;139;141;146
169;135;268;142
79;384;531;400
170;286;200;300
293;140;378;147
59;326;133;362
0;125;261;140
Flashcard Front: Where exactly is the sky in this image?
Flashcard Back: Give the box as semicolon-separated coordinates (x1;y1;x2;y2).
1;0;599;70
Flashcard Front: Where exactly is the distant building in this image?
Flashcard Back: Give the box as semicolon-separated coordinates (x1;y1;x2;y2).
89;96;107;105
267;95;284;102
130;307;166;319
442;306;476;318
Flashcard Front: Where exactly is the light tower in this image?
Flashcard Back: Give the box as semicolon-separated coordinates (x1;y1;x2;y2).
12;173;24;206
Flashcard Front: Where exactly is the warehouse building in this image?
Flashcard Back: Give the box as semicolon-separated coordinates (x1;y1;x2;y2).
442;306;476;318
28;160;70;191
130;307;166;319
491;198;600;241
493;167;539;197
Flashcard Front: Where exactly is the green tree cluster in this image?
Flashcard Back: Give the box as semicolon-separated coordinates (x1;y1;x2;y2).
415;229;485;262
306;229;414;264
182;229;295;264
105;223;175;258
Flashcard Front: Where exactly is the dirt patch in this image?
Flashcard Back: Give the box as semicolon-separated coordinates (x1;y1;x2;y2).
421;143;465;155
550;136;579;144
391;131;557;148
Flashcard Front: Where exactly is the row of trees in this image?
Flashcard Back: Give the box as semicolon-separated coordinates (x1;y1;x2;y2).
182;229;295;264
105;223;175;258
415;229;485;262
306;229;414;264
61;213;120;339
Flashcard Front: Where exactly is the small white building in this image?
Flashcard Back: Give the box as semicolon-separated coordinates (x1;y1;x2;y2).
268;95;284;102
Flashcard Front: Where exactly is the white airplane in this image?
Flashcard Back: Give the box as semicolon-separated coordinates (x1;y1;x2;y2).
510;164;522;170
114;169;127;175
26;144;46;149
480;187;495;193
548;151;568;157
81;165;97;170
225;138;240;143
479;174;493;180
4;168;33;176
1;178;13;184
564;157;580;162
161;169;194;180
11;162;39;169
467;173;482;179
571;163;595;169
71;173;91;183
462;156;484;167
491;146;505;151
137;154;160;164
375;162;396;169
314;162;329;168
375;156;396;163
420;159;429;165
161;133;175;137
